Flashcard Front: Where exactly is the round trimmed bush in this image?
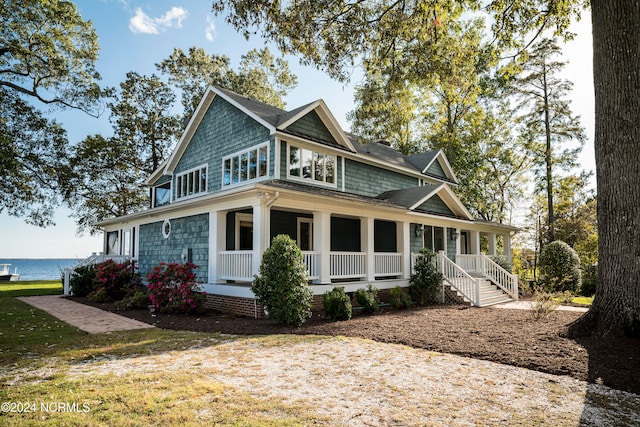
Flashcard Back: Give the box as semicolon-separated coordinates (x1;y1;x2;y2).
355;285;379;314
539;240;582;293
323;286;352;321
252;234;313;326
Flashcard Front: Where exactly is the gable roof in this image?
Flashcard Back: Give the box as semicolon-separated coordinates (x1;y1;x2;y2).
152;85;460;185
407;150;459;184
378;184;473;219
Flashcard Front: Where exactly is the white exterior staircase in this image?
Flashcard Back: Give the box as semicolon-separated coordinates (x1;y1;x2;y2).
436;252;518;307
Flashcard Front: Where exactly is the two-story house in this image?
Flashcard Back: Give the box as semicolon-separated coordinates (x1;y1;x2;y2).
95;86;518;317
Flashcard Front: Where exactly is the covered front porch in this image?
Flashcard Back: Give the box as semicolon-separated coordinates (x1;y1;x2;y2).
203;187;516;302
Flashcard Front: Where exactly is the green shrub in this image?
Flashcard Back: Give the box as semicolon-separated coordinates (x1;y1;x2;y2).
148;262;204;314
323;287;352;321
252;234;313;326
389;286;411;309
539;240;582;293
115;288;151;310
580;264;597;297
355;285;379;314
491;255;512;273
409;248;443;305
69;265;97;297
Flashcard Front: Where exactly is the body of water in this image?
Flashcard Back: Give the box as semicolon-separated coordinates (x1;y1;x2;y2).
0;259;80;281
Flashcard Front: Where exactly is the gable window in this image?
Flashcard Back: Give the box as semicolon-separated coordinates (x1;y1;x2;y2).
153;182;171;207
175;165;207;200
223;142;269;187
288;144;335;186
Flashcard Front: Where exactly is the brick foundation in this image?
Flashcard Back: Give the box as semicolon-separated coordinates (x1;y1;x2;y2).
204;294;265;318
204;285;465;319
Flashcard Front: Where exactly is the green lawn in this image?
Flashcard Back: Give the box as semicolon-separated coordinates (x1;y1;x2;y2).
0;284;326;426
0;280;63;298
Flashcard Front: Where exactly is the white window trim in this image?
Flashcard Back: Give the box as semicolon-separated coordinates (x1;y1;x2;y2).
175;164;208;201
221;141;270;189
286;143;338;188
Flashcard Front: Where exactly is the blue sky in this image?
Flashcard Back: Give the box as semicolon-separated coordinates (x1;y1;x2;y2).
0;0;595;259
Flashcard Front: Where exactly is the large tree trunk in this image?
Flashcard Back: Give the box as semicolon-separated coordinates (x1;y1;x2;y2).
569;1;640;337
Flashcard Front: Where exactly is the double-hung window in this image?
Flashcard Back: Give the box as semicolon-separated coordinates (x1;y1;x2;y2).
223;142;269;187
175;165;207;200
288;144;336;186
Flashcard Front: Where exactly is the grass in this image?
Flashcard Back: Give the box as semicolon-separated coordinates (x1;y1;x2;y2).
0;280;63;298
571;296;594;305
0;287;328;426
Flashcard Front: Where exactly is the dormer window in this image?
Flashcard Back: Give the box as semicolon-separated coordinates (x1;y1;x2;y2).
288;144;336;186
175;165;207;200
153;181;171;207
222;142;269;187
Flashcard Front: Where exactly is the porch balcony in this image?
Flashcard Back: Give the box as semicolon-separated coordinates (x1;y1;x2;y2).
217;250;404;283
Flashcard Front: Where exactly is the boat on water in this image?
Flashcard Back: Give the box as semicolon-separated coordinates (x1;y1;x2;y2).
0;264;20;281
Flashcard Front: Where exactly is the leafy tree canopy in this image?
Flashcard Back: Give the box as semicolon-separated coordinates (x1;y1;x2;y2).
157;46;297;116
0;0;102;114
0;0;102;226
212;0;585;82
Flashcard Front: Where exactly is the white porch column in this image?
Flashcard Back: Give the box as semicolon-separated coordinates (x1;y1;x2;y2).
503;232;512;262
251;198;268;277
487;233;497;256
314;211;331;284
208;210;226;283
398;221;411;279
362;217;375;281
470;230;481;255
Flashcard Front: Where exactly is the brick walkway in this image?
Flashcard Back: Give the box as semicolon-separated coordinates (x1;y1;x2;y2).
17;295;155;334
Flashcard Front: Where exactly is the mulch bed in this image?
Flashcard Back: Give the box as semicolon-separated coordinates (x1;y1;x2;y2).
69;297;640;396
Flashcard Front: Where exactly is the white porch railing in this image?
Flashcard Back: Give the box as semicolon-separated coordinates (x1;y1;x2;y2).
330;252;366;279
219;250;253;282
302;251;320;280
374;252;402;277
456;253;518;300
437;251;482;306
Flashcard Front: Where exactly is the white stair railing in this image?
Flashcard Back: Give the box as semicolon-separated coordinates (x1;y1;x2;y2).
437;251;481;306
63;252;133;295
481;254;519;300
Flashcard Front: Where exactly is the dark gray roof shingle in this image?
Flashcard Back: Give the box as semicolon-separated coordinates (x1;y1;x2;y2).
377;185;441;208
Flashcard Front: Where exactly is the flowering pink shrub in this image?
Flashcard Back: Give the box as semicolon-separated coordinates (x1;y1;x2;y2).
147;262;205;314
89;260;142;303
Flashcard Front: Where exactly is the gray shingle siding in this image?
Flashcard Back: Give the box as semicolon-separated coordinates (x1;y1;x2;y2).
285;110;337;144
426;160;447;179
416;194;454;216
344;159;418;197
138;213;209;283
174;95;272;195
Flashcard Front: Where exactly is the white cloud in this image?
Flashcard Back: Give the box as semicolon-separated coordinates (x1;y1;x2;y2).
205;15;216;41
129;6;188;35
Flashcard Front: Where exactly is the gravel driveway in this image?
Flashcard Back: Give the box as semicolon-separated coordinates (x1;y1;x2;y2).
66;335;640;426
